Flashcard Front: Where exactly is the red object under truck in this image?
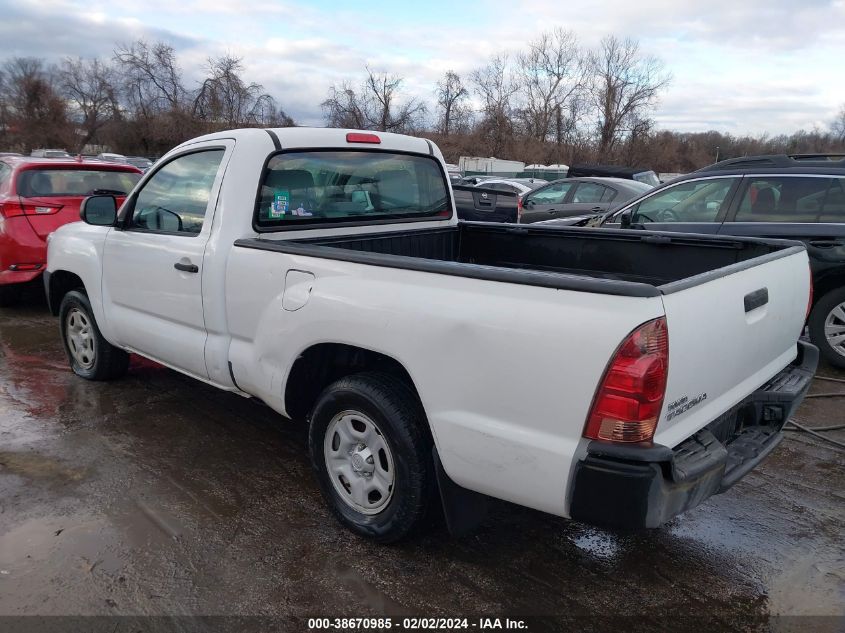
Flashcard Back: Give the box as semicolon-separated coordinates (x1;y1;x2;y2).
0;156;142;306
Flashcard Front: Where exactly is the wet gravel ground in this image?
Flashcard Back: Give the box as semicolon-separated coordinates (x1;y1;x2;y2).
0;287;843;632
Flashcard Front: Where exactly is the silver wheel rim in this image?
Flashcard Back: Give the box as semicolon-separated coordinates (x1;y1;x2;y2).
323;410;395;515
65;308;95;369
824;300;845;359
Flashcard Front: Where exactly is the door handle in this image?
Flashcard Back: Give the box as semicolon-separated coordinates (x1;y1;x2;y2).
590;206;603;211
808;239;840;248
744;288;768;313
547;209;556;213
174;261;199;273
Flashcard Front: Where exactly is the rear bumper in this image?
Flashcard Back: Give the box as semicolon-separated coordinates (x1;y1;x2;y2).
0;216;46;286
569;340;818;529
0;267;43;286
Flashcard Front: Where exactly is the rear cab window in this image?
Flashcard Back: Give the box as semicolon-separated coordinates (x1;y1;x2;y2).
255;151;451;230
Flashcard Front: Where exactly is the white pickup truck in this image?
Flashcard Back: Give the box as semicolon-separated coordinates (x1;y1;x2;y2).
45;128;817;542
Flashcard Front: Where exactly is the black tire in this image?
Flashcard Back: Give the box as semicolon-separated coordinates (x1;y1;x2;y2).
59;290;129;380
0;285;22;307
308;371;434;543
808;287;845;369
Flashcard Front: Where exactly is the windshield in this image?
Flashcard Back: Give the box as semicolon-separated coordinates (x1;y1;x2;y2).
633;171;660;187
255;151;450;228
17;168;141;197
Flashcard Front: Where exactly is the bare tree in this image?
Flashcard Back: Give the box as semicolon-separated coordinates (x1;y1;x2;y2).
470;55;518;155
114;40;186;116
59;57;119;151
435;70;470;136
322;67;425;133
0;57;69;151
322;82;367;129
587;36;671;160
194;55;282;127
363;67;426;133
516;28;584;144
113;40;194;154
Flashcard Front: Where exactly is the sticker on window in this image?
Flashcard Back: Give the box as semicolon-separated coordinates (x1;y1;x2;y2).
270;191;289;218
292;201;313;217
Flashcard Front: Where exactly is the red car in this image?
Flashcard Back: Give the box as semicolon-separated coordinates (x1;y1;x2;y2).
0;157;142;306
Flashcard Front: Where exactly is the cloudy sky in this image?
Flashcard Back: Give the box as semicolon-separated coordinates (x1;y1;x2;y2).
1;0;843;135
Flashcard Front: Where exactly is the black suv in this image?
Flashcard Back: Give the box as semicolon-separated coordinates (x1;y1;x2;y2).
600;154;845;368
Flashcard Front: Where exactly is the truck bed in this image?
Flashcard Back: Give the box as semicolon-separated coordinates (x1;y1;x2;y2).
235;222;803;297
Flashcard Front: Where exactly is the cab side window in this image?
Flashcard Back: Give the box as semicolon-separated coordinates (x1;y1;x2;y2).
632;178;734;223
128;150;224;235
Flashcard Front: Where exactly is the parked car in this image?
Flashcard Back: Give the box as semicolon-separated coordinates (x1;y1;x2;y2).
444;163;463;184
459;175;497;186
125;156;154;172
568;164;661;187
30;149;73;159
473;178;547;197
0;152;21;157
597;154;845;368
0;156;142;305
453;183;519;223
46;128;814;543
519;177;652;224
96;152;129;163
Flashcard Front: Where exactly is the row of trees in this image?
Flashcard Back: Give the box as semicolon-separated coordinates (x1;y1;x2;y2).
1;33;843;171
0;41;293;157
323;31;671;164
323;30;845;170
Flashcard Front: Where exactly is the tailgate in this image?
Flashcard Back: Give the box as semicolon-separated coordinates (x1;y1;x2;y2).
655;248;810;448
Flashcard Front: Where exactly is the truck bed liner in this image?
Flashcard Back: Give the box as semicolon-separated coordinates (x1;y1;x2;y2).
235;222;803;297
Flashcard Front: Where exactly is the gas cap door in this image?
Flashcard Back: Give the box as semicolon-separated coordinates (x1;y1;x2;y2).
282;270;315;311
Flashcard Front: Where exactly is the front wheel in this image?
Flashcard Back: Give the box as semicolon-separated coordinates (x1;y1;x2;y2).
59;290;129;380
308;372;434;543
808;287;845;369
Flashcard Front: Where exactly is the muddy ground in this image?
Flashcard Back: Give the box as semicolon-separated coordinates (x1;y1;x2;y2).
0;287;842;632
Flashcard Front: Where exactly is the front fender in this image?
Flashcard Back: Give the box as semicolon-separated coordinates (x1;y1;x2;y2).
46;224;112;340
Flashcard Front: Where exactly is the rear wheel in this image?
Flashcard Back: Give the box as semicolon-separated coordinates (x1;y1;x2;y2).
809;287;845;369
0;285;22;307
59;290;129;380
308;372;434;543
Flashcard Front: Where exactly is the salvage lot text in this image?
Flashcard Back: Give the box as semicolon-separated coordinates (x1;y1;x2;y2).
308;617;527;630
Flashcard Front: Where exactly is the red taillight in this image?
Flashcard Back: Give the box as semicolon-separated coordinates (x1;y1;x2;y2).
346;132;381;144
0;202;24;218
517;196;524;222
584;317;669;443
806;265;814;320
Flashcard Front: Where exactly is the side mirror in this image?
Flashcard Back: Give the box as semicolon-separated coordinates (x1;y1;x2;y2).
80;195;117;226
620;212;632;229
524;198;535;208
